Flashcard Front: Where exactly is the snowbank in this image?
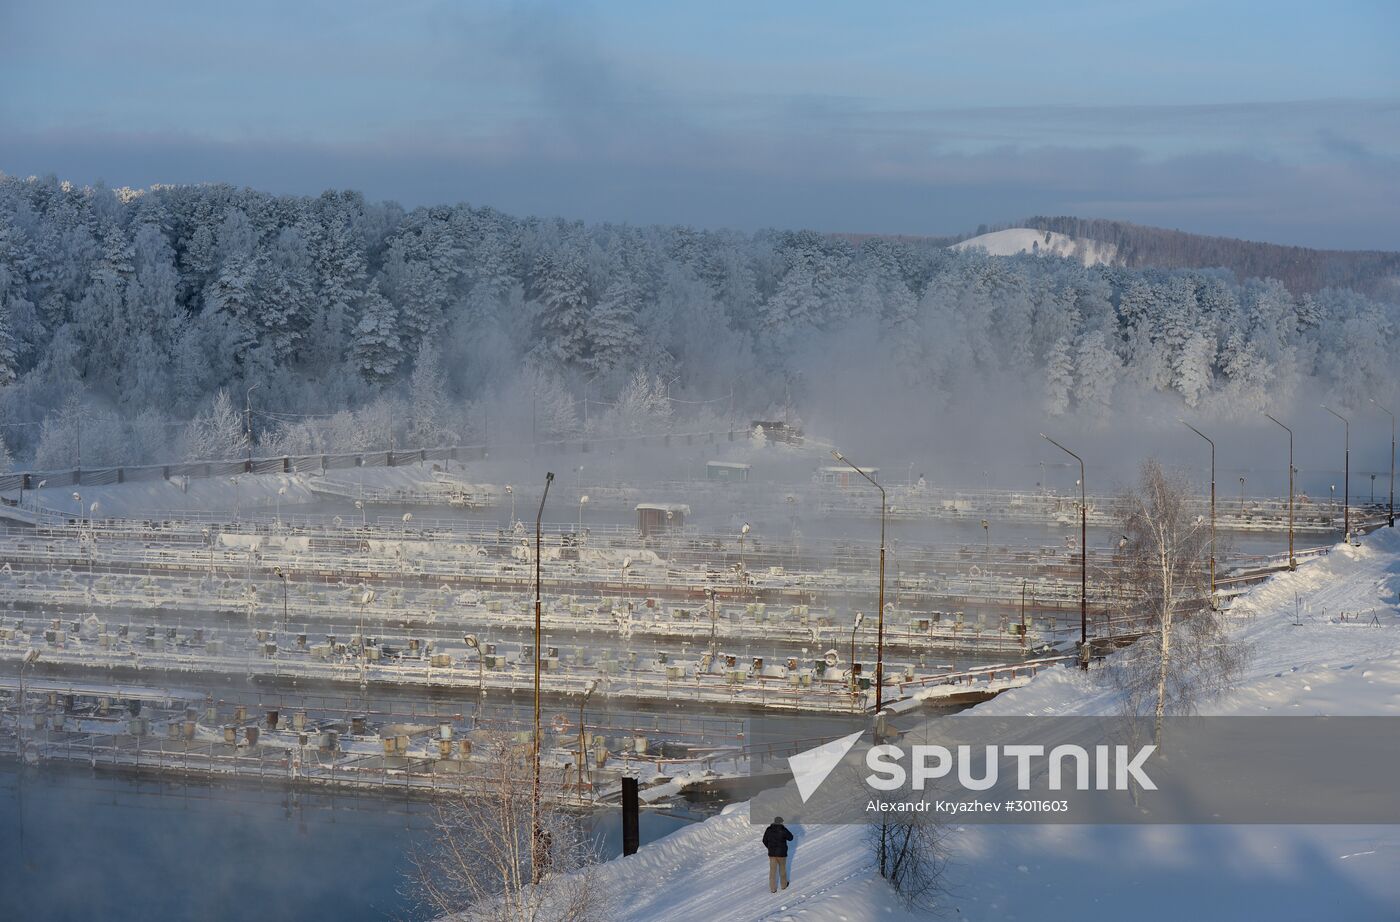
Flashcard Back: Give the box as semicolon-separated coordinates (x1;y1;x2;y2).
584;528;1400;920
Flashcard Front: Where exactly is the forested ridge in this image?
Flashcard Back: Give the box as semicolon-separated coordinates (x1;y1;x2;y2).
1020;216;1400;298
0;172;1395;470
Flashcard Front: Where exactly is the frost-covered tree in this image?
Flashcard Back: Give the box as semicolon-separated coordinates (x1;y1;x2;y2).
609;369;672;434
522;366;579;439
351;286;403;383
1174;331;1215;408
1109;459;1245;749
181;389;246;460
587;278;641;372
408;340;452;446
1075;330;1119;414
1044;337;1074;416
531;249;592;366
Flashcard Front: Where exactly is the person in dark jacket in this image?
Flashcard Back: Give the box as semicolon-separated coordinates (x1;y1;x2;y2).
762;817;794;892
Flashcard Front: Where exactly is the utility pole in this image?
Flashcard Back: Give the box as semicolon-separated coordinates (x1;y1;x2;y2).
1180;420;1216;607
1371;398;1395;527
1042;434;1087;667
1265;414;1296;569
245;383;260;465
532;471;554;884
1322;405;1350;538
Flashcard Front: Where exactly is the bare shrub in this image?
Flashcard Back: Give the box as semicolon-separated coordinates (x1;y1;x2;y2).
867;813;946;911
409;734;609;922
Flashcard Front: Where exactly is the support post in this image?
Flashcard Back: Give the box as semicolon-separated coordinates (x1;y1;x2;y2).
622;777;640;856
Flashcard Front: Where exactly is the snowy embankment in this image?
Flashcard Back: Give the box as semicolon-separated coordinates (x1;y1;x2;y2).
950;228;1118;266
589;529;1400;921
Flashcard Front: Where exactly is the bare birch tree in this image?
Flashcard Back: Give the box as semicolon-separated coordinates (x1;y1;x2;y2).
867;812;946;911
1108;459;1246;748
409;735;609;922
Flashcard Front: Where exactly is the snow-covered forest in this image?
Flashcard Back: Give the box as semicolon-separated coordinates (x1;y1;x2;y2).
0;173;1395;471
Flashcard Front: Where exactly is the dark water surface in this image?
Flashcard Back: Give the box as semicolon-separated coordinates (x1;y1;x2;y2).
0;766;690;921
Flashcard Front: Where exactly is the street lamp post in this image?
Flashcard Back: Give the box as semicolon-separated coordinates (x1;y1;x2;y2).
244;382;259;465
463;634;484;714
849;611;865;698
19;647;40;756
1372;397;1394;526
87;501;100;574
1239;476;1246;515
274;567;288;633
1041;434;1087;667
706;588;719;659
578;494;589;532
831;450;887;711
532;471;554;884
579;678;598;799
1264;414;1296;569
1180;420;1217;607
1322;405;1351;539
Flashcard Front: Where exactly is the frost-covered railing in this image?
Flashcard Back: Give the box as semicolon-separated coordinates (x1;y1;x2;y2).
0;427;751;495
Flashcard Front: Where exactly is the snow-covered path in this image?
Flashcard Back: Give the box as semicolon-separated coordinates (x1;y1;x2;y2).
590;529;1400;921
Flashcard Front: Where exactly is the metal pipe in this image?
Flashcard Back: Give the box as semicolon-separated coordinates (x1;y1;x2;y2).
1041;434;1087;667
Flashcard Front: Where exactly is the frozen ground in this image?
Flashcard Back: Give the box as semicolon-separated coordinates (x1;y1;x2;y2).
583;528;1400;921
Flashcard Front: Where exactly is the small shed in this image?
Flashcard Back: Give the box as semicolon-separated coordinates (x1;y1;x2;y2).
636;503;690;537
816;466;879;488
706;461;751;483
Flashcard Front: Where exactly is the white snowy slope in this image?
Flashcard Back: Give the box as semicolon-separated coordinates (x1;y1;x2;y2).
589;528;1400;921
951;228;1117;266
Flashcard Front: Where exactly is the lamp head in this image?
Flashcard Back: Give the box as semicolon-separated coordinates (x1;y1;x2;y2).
23;647;40;666
853;611;864;627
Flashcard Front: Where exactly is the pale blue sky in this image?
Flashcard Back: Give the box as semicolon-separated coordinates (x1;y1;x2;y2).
2;0;1397;247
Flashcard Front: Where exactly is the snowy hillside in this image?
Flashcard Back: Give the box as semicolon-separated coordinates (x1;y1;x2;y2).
587;528;1400;921
951;227;1118;266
